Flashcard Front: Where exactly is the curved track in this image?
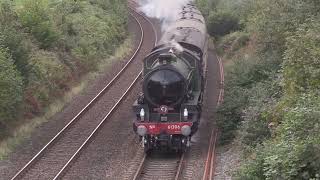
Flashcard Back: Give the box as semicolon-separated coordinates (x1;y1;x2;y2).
10;6;157;180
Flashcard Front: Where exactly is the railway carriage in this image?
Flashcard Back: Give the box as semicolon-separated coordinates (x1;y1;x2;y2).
133;3;208;152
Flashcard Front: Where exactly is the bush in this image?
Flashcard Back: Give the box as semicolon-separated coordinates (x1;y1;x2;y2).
217;52;282;144
283;18;320;96
0;0;129;141
207;10;241;36
0;1;31;80
27;50;71;109
206;0;320;179
246;0;320;56
216;88;248;143
240;80;278;147
195;0;218;18
237;95;320;180
0;47;23;123
217;56;260;143
17;0;59;49
217;31;249;57
235;145;266;180
53;0;128;71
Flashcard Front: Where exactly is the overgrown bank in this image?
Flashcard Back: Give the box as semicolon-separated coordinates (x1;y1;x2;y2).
196;0;320;179
0;0;128;145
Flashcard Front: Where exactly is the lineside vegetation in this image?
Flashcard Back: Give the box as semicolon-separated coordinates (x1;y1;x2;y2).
0;0;128;141
196;0;320;179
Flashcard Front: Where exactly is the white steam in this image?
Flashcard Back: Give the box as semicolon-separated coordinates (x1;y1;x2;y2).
138;0;194;31
169;40;184;53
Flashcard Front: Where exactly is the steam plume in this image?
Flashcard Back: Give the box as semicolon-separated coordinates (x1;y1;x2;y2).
169;40;184;53
138;0;194;31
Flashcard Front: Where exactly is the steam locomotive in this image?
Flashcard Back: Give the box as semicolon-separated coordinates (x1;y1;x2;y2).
133;3;207;152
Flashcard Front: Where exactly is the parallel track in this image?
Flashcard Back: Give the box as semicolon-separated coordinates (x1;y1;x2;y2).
10;6;157;180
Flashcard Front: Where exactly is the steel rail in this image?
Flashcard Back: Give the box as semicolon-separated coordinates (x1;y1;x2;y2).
217;56;225;106
202;130;218;180
174;153;185;180
132;152;146;180
10;9;144;180
53;71;143;180
128;3;158;46
202;54;225;180
52;5;159;179
132;153;185;180
209;132;218;180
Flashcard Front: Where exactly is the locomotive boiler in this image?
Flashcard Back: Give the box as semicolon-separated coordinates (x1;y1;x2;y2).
133;3;207;152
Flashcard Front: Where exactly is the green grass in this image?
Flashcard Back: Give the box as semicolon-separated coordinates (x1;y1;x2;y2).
0;36;133;159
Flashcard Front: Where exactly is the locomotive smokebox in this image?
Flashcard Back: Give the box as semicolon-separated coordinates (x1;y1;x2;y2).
142;53;189;107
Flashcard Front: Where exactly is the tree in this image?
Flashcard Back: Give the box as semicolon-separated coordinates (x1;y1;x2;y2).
0;47;23;123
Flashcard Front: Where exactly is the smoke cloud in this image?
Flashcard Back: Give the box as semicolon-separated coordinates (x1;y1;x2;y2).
138;0;194;30
169;40;184;53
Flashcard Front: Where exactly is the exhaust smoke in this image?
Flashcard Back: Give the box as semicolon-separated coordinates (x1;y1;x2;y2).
169;40;184;53
138;0;193;52
138;0;194;31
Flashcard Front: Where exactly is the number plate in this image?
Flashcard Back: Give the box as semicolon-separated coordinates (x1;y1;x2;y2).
135;122;193;135
167;124;181;130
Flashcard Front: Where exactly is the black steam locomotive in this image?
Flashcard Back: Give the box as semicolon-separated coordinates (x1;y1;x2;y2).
133;3;207;152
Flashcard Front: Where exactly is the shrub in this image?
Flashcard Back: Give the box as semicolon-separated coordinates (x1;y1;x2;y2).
283;18;320;96
246;0;320;56
235;145;266;180
217;56;259;144
17;0;59;49
240;80;278;147
0;1;31;80
207;10;241;36
208;0;320;179
195;0;218;18
217;31;249;57
0;47;23;123
217;52;282;144
237;95;320;180
27;50;70;108
216;86;248;144
52;0;128;70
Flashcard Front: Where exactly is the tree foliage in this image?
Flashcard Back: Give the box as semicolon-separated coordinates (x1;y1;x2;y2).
0;47;23;123
0;1;31;80
283;19;320;96
197;0;320;178
0;0;128;136
207;10;241;36
17;0;59;49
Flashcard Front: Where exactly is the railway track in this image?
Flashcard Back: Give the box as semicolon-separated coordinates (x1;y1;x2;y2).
202;55;224;180
131;50;224;180
130;55;222;180
133;153;185;180
10;6;157;180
